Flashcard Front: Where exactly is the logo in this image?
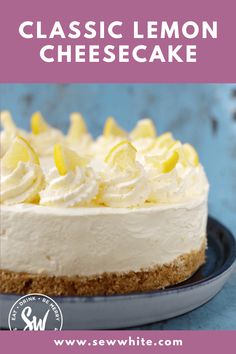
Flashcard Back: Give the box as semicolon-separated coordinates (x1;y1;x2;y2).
8;293;63;331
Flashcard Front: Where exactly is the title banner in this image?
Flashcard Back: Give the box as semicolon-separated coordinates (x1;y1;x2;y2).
0;0;235;82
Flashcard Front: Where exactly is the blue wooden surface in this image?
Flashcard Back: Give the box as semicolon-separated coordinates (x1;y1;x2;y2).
0;84;236;329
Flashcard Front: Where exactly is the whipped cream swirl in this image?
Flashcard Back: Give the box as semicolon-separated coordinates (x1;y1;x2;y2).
0;130;15;157
132;138;156;154
91;136;124;160
0;162;44;205
40;167;98;207
30;129;63;156
99;163;150;208
0;129;29;158
66;134;93;155
132;138;157;165
146;162;209;203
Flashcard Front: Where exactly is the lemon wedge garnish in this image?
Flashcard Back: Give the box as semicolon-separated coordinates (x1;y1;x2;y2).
147;150;179;173
0;111;16;131
103;117;127;138
31;112;49;135
183;143;199;167
167;140;190;167
168;140;181;150
54;144;89;176
105;141;137;170
160;150;179;173
68;113;88;138
155;132;174;149
130;119;156;139
1;136;39;171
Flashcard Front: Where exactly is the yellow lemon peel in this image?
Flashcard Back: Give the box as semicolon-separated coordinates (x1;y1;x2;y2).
68;113;88;138
54;144;89;176
31;112;49;135
147;150;179;173
155;132;174;149
103;117;127;138
130;119;156;139
0;111;16;131
105;140;137;170
2;136;39;171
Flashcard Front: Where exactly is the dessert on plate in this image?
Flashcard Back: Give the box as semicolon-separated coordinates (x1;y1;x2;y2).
0;111;209;296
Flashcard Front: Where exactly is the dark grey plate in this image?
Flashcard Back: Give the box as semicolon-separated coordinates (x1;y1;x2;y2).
165;216;236;291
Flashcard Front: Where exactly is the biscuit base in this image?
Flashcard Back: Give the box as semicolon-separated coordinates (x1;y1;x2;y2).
0;242;206;296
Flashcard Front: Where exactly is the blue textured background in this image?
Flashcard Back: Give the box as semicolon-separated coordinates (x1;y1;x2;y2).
0;83;236;329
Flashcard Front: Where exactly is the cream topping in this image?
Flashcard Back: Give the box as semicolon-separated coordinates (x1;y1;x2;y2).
99;162;150;207
66;134;93;155
91;136;124;159
132;138;156;154
146;161;209;203
0;161;44;205
0;129;29;158
0;130;15;157
30;129;63;156
40;166;98;207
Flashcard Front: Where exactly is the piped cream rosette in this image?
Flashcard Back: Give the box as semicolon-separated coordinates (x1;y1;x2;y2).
91;117;128;160
1;112;209;208
65;112;93;155
40;144;98;207
0;136;44;204
0;111;29;157
144;136;209;203
98;141;150;208
130;118;157;156
30;112;64;156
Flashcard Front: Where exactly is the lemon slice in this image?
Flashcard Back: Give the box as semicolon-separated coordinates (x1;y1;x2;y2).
167;140;190;167
68;113;88;138
103;117;127;138
105;141;137;170
0;111;16;131
54;144;89;176
130;119;156;139
147;150;179;173
183;143;199;167
168;140;181;149
31;112;49;135
1;136;39;171
155;132;174;149
160;150;179;173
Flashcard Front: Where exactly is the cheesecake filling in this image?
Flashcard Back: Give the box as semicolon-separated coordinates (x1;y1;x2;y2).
1;196;207;277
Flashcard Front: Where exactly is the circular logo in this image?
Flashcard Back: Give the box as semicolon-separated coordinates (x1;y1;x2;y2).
8;293;63;331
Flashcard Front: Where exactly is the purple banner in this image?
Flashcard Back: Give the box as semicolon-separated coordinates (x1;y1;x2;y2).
0;330;235;353
0;0;235;83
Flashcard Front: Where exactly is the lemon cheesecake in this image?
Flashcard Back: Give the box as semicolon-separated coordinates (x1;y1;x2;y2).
0;112;209;296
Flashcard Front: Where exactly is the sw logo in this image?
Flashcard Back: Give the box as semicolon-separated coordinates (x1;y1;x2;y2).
8;293;63;331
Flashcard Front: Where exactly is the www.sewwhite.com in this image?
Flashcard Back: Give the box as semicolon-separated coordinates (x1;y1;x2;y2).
54;337;183;347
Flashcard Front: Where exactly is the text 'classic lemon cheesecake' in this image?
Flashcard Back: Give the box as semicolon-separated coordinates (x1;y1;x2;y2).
0;112;209;296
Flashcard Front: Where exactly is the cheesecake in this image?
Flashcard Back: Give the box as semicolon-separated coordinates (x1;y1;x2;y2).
0;112;209;296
